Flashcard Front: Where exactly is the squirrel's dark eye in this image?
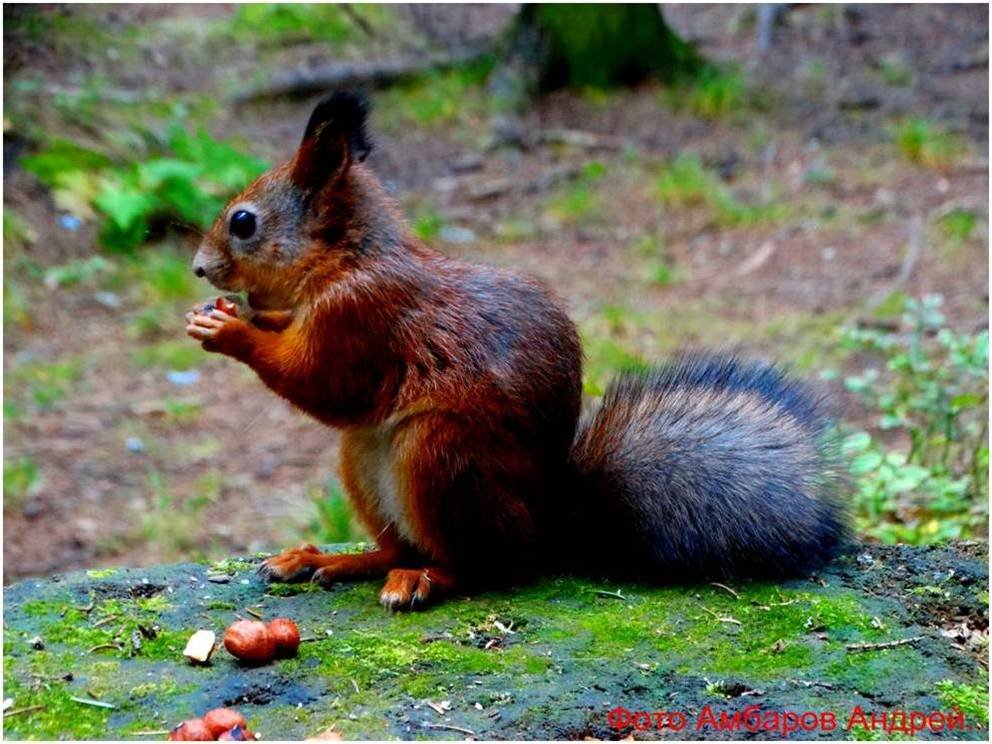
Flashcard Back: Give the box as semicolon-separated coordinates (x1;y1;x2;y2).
229;210;256;240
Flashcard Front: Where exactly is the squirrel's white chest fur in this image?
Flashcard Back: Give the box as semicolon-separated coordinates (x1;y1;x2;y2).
347;421;418;546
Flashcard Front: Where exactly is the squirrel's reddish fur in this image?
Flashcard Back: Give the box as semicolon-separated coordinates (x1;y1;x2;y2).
187;92;847;610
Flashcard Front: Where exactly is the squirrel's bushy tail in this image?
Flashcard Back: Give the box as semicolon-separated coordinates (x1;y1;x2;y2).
562;354;849;580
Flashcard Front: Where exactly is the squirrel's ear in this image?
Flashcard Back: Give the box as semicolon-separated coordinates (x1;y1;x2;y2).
291;90;371;192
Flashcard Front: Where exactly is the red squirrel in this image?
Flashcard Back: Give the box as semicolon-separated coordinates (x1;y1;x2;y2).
186;92;847;610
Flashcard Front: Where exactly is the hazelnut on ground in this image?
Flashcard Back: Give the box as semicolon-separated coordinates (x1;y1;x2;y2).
218;725;254;741
167;719;213;741
203;708;248;738
267;618;301;657
223;620;275;664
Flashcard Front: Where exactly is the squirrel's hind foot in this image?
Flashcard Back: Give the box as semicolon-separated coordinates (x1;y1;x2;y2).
379;567;457;611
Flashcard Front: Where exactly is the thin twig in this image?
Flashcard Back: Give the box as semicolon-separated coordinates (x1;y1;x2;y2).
93;614;118;627
3;705;44;718
87;643;122;654
70;697;117;709
130;730;171;736
788;679;836;689
846;636;924;653
245;608;264;620
702;607;742;625
594;590;627;600
423;722;477;736
710;582;740;600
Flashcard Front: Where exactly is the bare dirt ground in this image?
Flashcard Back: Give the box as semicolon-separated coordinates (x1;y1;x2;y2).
3;4;988;582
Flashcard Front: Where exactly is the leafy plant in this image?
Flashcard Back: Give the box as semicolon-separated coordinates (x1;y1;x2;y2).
22;125;268;252
935;679;989;726
937;208;978;245
230;3;354;45
542;161;608;227
892;118;962;170
306;480;367;544
413;209;445;242
377;56;499;130
838;295;988;544
656;154;785;226
228;3;393;47
668;66;747;120
4;457;41;508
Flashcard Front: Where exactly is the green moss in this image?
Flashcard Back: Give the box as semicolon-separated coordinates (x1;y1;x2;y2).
85;568;119;579
19;596;75;618
0;676;114;739
4;544;986;738
265;582;327;597
936;678;989;726
209;557;256;574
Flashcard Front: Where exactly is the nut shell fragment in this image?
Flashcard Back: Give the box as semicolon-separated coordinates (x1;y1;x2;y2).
182;630;216;664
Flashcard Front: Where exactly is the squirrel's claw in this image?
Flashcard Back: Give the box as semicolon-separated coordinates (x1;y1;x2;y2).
378;568;433;611
256;543;322;583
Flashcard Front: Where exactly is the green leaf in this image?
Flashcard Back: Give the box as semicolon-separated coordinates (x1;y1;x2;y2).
94;185;153;232
138;158;202;188
20;139;111;187
950;393;981;410
850;451;883;475
842;431;872;453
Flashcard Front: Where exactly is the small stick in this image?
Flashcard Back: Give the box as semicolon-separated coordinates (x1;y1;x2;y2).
424;722;476;737
710;582;740;600
3;705;44;718
846;636;923;653
245;608;264;620
702;607;742;625
788;679;836;690
71;600;96;615
594;590;626;600
87;643;122;654
93;614;118;627
70;696;117;709
130;730;171;736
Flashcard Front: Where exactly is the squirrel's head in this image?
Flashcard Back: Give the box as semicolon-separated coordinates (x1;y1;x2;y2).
192;90;373;309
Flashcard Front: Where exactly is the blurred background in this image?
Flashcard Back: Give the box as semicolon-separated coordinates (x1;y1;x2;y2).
3;3;988;583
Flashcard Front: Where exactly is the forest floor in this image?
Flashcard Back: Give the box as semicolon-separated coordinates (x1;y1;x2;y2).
2;4;988;582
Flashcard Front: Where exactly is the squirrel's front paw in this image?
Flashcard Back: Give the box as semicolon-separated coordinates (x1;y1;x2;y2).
257;543;322;583
185;303;247;354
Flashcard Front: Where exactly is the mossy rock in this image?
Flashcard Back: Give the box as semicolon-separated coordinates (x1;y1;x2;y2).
3;543;988;739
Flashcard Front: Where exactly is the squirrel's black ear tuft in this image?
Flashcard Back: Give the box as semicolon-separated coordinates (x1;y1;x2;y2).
301;89;372;162
293;89;372;191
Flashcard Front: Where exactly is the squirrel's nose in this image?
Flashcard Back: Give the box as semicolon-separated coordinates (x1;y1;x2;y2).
193;265;206;278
